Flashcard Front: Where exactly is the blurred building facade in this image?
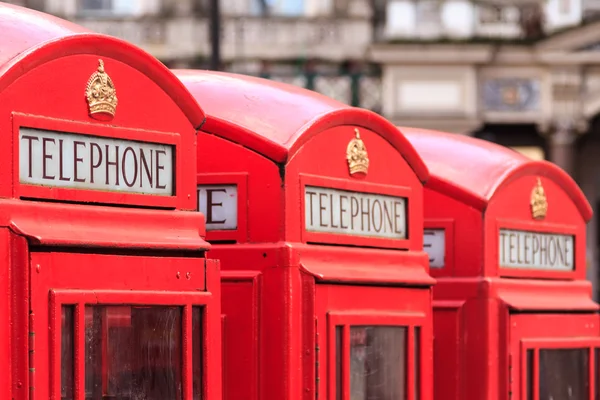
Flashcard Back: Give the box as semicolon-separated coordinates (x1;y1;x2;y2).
8;0;600;296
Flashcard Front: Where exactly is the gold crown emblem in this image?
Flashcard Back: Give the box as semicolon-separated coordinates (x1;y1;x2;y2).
530;178;548;220
85;59;118;120
346;128;369;177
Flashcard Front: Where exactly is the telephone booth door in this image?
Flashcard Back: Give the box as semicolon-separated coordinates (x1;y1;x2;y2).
509;313;599;400
316;284;431;400
30;250;213;400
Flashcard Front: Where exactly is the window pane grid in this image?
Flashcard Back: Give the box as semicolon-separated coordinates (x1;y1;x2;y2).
60;303;204;400
336;323;421;400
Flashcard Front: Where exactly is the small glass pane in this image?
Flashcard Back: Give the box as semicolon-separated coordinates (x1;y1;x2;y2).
595;348;599;400
336;326;343;400
350;326;407;400
61;306;74;400
539;348;589;400
414;327;421;400
193;307;203;400
85;305;183;400
526;349;533;400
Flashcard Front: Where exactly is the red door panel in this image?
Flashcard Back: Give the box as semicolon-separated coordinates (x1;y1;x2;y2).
316;284;432;400
509;313;600;400
30;251;209;400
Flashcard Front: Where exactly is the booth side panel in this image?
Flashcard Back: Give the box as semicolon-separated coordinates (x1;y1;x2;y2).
432;303;462;400
424;188;484;277
260;266;304;400
9;231;28;400
221;275;260;400
197;133;283;244
462;297;503;400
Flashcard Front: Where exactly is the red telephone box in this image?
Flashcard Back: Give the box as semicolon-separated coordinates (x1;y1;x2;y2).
175;70;435;400
0;5;221;400
401;127;598;400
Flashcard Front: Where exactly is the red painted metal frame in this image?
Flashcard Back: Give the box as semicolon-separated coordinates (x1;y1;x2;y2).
300;173;413;249
519;336;600;400
494;218;579;280
48;289;212;400
424;218;455;277
197;172;249;243
327;312;426;400
30;251;221;400
12;113;181;209
509;313;600;400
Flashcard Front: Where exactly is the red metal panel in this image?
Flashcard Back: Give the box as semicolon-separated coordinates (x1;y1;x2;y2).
402;127;592;220
0;198;208;250
176;70;429;182
0;4;205;128
30;251;217;400
298;245;434;285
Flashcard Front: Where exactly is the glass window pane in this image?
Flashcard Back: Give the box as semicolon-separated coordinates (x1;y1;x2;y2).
85;305;183;400
61;306;74;400
336;326;343;400
414;327;420;400
350;326;407;400
526;349;533;400
193;307;203;400
539;348;589;400
595;348;599;400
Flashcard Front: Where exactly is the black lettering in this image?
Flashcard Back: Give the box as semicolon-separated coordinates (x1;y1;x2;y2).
42;137;55;180
360;198;371;231
205;188;227;224
330;193;338;228
105;145;120;186
73;141;86;183
306;191;317;226
21;135;39;178
339;195;348;229
509;233;516;263
383;201;393;233
58;139;71;181
139;148;153;188
524;234;531;265
319;193;328;227
122;147;138;188
372;199;383;232
499;231;508;264
548;237;557;266
90;143;102;184
155;150;167;190
394;201;404;234
350;197;359;229
532;235;540;264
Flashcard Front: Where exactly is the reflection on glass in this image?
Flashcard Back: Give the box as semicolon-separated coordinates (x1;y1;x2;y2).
414;327;420;400
193;307;202;400
539;348;588;400
350;326;407;400
336;326;343;400
84;305;183;400
61;306;74;400
526;349;533;400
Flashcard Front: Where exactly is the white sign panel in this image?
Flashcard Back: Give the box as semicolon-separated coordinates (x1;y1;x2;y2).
198;185;238;230
304;186;407;239
424;229;445;268
499;229;574;271
19;127;173;195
